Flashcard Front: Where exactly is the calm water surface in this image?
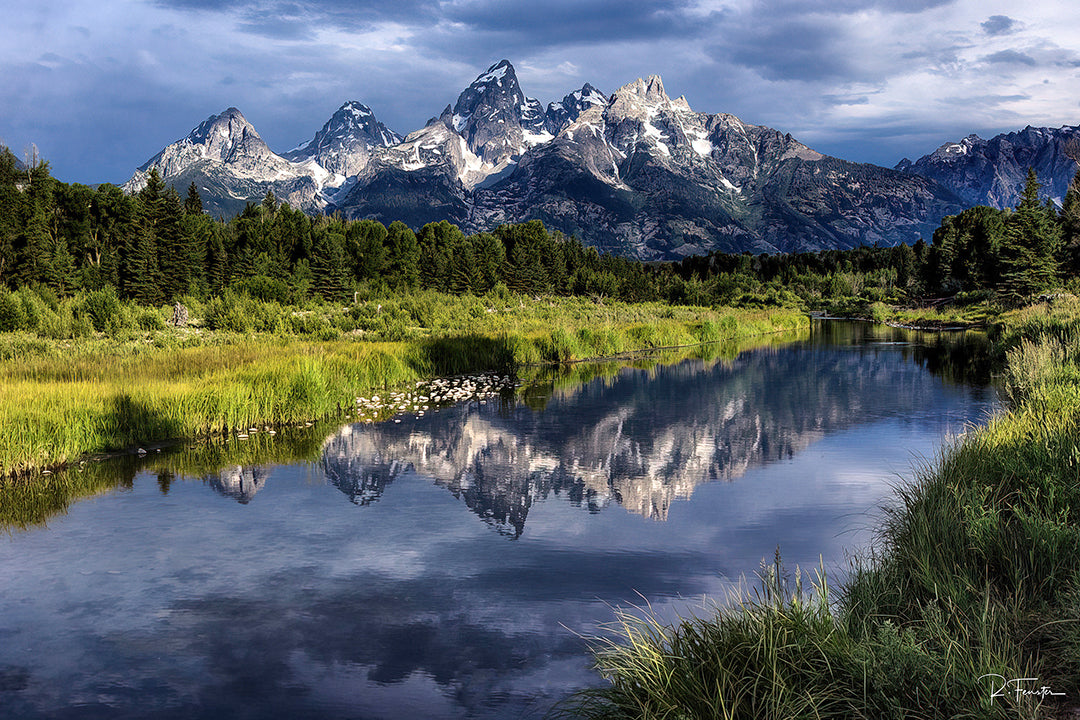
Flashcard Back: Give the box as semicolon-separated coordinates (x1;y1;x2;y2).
0;322;999;719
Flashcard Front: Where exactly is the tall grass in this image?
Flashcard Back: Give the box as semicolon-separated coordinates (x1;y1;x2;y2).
563;295;1080;719
0;291;808;478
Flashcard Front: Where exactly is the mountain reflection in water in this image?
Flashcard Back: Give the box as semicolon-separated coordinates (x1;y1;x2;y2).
318;323;996;537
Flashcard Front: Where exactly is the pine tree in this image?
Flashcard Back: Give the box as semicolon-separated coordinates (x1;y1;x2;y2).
448;233;481;294
0;146;22;285
184;182;203;215
12;160;59;290
469;232;505;292
417;221;459;291
383;221;419;289
261;188;277;218
206;227;229;295
999;168;1061;301
157;186;194;300
123;168;166;303
345;219;387;281
310;227;348;300
14;201;52;288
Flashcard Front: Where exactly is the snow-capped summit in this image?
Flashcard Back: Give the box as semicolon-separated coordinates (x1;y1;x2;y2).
438;59;549;166
125;107;335;216
926;134;981;163
545;83;608;134
285;101;402;178
130;107;279;182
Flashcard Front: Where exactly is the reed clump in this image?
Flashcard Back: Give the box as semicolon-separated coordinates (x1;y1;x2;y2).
564;297;1080;719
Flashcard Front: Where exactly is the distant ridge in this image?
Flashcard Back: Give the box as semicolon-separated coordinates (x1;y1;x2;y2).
897;124;1080;208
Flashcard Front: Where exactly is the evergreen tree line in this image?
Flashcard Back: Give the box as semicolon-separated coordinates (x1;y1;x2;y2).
0;151;669;305
2;145;1078;311
675;167;1080;305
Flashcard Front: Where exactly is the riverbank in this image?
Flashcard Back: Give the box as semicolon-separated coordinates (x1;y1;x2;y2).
0;291;808;479
564;295;1080;719
815;297;995;330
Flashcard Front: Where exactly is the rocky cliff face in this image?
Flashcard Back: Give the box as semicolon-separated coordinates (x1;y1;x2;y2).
896;125;1080;208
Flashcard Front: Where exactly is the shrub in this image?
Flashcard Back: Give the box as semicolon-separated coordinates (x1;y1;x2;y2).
0;290;25;332
232;275;292;304
136;307;167;331
81;287;123;333
16;288;43;331
204;293;252;333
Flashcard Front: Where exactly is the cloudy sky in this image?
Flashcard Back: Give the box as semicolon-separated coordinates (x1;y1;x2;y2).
2;0;1078;184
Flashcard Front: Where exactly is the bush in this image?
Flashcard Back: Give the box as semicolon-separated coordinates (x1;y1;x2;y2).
69;313;94;339
232;275;292;304
81;287;123;333
0;291;25;332
204;293;252;333
16;289;43;332
136;307;167;331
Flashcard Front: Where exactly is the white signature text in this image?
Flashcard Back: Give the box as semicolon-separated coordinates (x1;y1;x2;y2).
979;675;1066;704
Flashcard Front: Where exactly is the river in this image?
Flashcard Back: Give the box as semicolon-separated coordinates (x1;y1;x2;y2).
0;321;999;719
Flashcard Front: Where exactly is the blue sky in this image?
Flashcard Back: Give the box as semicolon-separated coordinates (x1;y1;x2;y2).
2;0;1078;184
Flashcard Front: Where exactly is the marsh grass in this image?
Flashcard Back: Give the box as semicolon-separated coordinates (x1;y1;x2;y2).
563;298;1080;720
0;291;808;477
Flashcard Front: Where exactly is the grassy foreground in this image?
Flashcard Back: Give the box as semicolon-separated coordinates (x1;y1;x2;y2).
0;291;807;478
561;295;1080;720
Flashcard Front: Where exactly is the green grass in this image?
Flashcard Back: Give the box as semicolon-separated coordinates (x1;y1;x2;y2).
562;296;1080;720
0;290;808;478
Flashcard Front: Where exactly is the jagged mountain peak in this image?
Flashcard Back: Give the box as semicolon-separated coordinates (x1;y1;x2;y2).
445;59;526;127
926;134;983;163
436;58;538;166
606;74;691;126
576;82;607;102
285;99;401;178
614;75;670;105
546;83;609;133
477;59;515;83
125;105;335;215
159;106;269;169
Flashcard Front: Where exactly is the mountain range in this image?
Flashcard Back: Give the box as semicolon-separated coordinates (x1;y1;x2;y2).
896;125;1080;209
123;60;1078;260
